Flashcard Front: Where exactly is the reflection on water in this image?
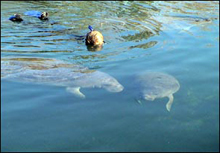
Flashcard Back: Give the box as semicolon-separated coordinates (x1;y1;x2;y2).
1;1;218;65
121;30;156;42
129;41;158;49
1;1;219;152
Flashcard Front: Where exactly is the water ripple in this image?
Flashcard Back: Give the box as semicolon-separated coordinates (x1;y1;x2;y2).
1;1;219;67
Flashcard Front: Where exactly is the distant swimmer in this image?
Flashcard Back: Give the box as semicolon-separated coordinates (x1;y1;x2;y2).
9;14;23;22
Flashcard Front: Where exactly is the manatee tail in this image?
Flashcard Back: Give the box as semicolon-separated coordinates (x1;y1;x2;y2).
166;94;174;112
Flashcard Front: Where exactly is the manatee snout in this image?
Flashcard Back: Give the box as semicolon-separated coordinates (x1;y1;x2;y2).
103;81;124;93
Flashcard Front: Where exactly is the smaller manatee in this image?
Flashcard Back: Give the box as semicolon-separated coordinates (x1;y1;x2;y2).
135;72;180;112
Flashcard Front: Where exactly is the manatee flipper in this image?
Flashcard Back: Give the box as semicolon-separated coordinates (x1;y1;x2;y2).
135;98;142;105
166;94;174;112
135;94;143;105
66;87;85;99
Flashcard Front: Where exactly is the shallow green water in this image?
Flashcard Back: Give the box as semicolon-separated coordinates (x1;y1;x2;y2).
1;1;219;152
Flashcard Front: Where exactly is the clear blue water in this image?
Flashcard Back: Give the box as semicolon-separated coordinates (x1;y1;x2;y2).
1;1;219;152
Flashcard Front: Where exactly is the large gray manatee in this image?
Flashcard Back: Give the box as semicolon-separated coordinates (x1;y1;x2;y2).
1;57;124;98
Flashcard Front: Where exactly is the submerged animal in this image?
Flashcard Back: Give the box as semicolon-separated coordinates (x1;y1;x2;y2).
85;25;104;47
1;58;124;98
9;14;23;22
135;72;180;112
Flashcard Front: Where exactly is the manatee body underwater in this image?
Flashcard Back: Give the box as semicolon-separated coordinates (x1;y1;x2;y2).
135;71;180;112
1;58;124;98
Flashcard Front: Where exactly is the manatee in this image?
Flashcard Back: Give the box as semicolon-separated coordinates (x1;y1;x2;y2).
1;58;124;98
135;72;180;112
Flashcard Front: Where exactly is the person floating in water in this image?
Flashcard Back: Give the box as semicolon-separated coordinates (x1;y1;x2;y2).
85;25;104;51
10;11;49;22
38;12;49;20
9;14;23;22
8;14;105;51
